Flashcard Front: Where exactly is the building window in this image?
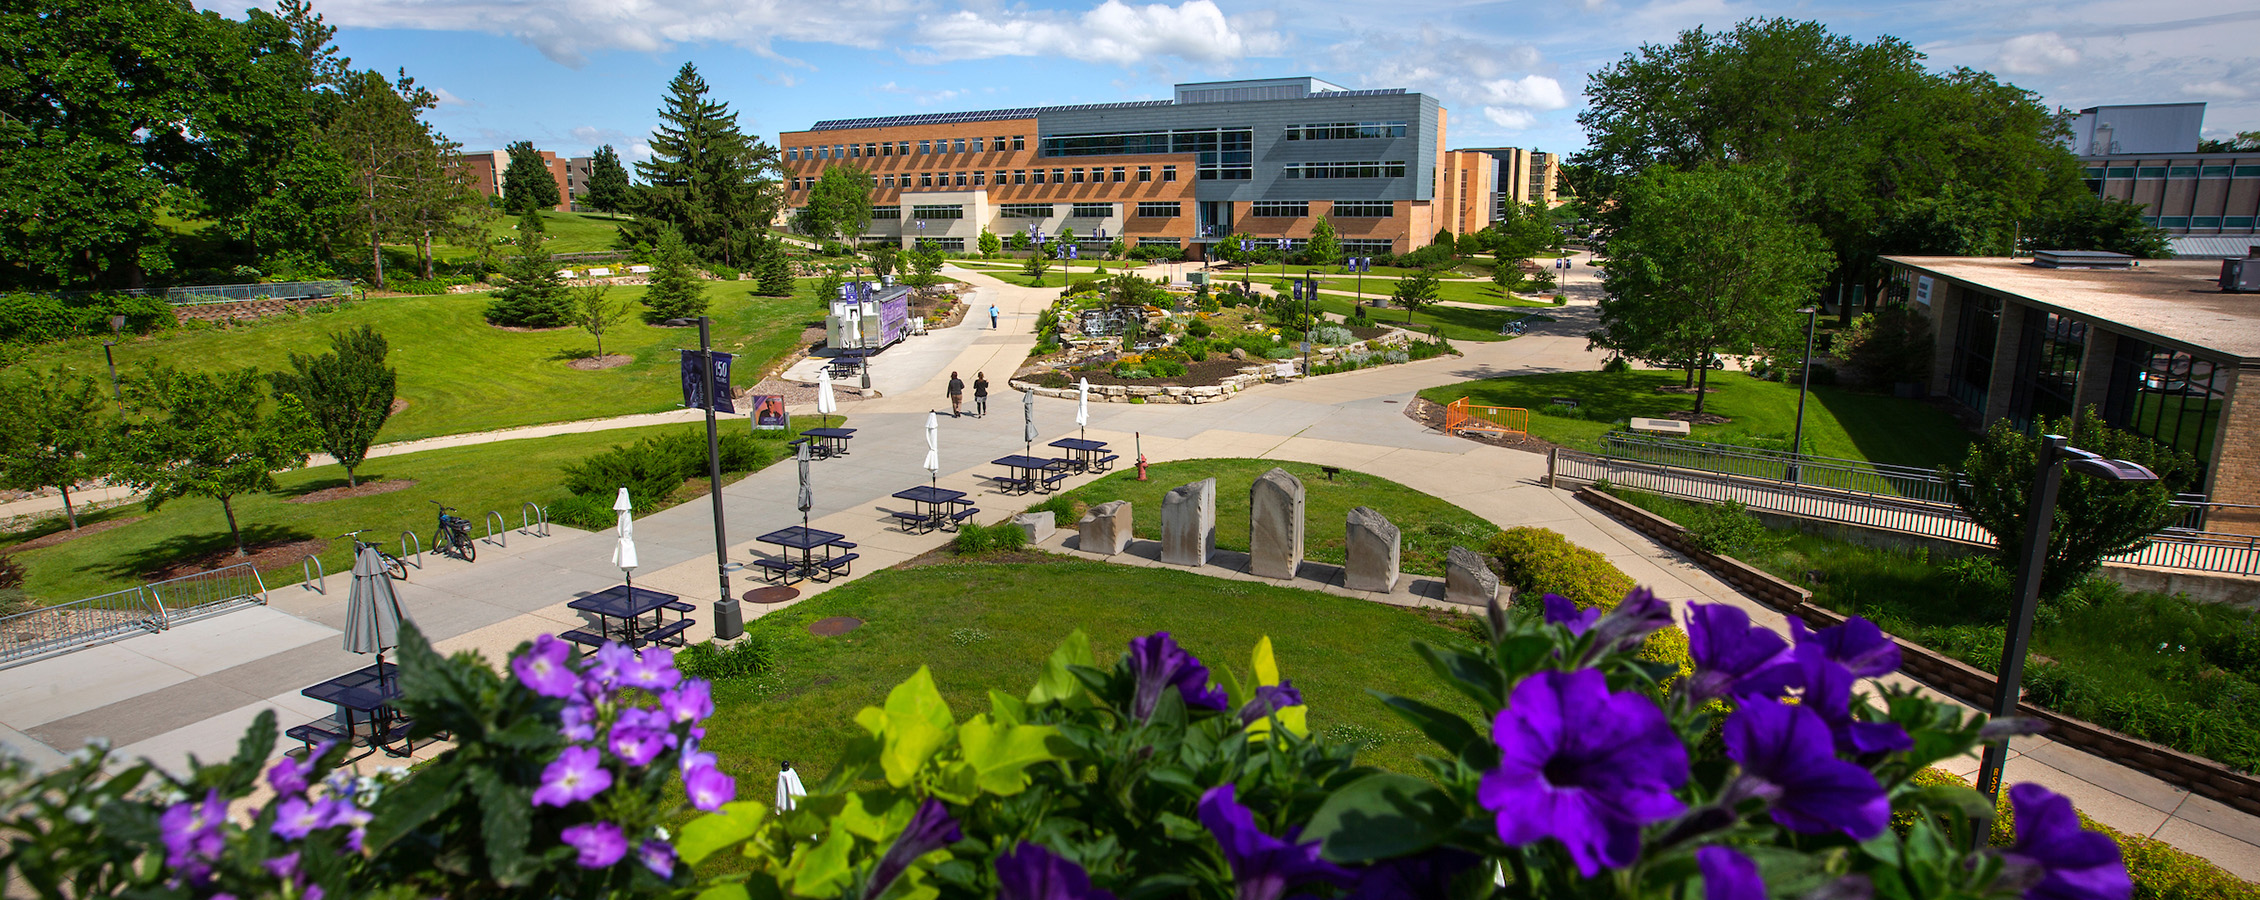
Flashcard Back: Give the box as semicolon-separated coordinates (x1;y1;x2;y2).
2106;166;2135;178
2192;217;2222;228
2237;166;2260;177
1135;202;1181;217
1135;237;1180;248
898;141;910;155
880;142;892;157
1014;170;1027;185
2227;217;2256;228
1000;203;1052;218
1282;161;1407;179
2104;341;2224;487
994;170;1006;185
1249;201;1308;218
2201;165;2232;177
911;203;965;220
953;138;966;153
919;140;931;154
2136;166;2167;178
920;172;934;187
2009;312;2085;429
1138;166;1152;182
1070;202;1112;218
2167;166;2199;178
870;206;901;219
1283;122;1409;141
883;175;895;188
1013;135;1026;150
954;172;967;187
1162;165;1177;182
1331;201;1393;217
786;148;799;161
971;138;984;153
1052;168;1065;183
995;135;1008;149
1340;239;1393;254
835;144;846;159
2080;166;2103;179
1111;167;1126;182
914;237;967;251
1948;290;2001;416
2158;216;2189;228
1071;168;1085;183
973;172;986;186
1029;170;1044;185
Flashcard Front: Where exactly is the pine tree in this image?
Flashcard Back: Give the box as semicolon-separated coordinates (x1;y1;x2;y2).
585;144;632;217
642;228;708;322
502;140;560;215
756;237;795;296
627;63;781;267
485;210;573;327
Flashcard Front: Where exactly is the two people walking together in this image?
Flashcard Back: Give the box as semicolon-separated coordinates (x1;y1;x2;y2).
947;371;989;417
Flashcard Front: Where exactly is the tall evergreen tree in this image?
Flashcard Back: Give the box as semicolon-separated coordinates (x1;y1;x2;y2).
627;63;781;267
267;325;395;487
485;210;573;327
755;237;795;296
326;69;443;290
502;140;561;216
585;144;632;217
641;228;708;322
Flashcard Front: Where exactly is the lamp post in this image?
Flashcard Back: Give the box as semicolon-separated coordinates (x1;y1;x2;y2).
101;314;125;411
1302;269;1315;379
1972;436;2157;813
1787;307;1818;483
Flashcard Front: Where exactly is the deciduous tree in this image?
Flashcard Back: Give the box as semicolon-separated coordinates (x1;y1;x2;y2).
2024;194;2171;259
325;69;444;290
584;144;632;217
1391;268;1442;325
1306;216;1341;267
267;325;394;487
118;366;317;557
793;166;872;244
574;285;632;359
977;229;1001;257
0;369;113;529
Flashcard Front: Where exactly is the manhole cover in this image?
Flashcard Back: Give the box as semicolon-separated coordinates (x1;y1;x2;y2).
744;586;800;605
809;616;863;636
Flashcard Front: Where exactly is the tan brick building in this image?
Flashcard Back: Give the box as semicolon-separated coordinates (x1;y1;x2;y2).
779;78;1448;256
457;148;574;213
1890;254;2260;532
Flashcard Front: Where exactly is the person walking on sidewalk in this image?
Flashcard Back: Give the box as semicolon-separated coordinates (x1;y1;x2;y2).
947;371;965;417
973;372;990;417
989;304;1000;329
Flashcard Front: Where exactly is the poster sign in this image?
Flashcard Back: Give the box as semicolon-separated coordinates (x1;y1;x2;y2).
1913;276;1934;307
679;350;735;413
749;395;789;431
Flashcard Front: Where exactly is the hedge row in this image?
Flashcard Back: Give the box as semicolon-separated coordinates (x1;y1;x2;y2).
0;292;176;344
1483;525;1691;692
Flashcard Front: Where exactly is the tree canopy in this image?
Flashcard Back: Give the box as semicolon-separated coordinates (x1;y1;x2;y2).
117;366;317;557
794;166;873;244
267;325;395;487
626;63;781;268
0;368;114;530
585;145;632;217
502;140;561;216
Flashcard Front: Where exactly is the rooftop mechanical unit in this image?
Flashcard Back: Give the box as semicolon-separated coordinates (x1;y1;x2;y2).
2032;249;2136;269
2222;257;2260;293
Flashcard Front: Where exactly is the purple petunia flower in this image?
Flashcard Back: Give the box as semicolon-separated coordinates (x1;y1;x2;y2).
679;739;717;775
267;750;321;796
1477;669;1688;876
621;648;682;693
1790;617;1901;679
638;839;677;878
2000;784;2132;900
1790;646;1912;756
562;821;628;868
662;679;715;726
865;799;963;900
1724;699;1889;840
1197;785;1355;900
1591;588;1675;655
1345;847;1483;900
683;764;737;811
160;790;228;885
272;796;325;841
1127;632;1230;721
264;851;301;881
610;726;672;767
1237;681;1304;726
996;842;1119;900
513;635;580;698
1542;593;1601;636
533;745;614;807
588;642;636;689
1684;603;1791;702
1698;847;1765;900
560;700;598;742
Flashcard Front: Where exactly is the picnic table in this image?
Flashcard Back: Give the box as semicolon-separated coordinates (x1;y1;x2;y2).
800;427;855;458
1047;438;1116;473
295;662;410;760
891;485;973;533
992;455;1067;495
753;525;855;585
567;585;693;649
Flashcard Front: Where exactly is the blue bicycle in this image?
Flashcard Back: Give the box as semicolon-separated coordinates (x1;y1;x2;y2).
431;501;476;562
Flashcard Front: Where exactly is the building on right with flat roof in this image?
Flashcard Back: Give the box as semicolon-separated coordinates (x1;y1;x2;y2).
2070;102;2260;244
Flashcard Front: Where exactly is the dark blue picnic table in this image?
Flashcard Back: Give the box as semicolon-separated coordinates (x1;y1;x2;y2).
568;585;683;644
992;455;1065;494
1048;437;1113;472
892;485;971;533
801;427;855;458
297;662;408;759
755;526;853;584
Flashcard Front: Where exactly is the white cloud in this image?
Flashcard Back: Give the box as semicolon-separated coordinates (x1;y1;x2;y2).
907;0;1283;66
1483;108;1537;130
1326;27;1564;142
2185;80;2251;100
429;86;472;107
1998;32;2080;75
306;0;917;66
1478;75;1568;111
629;142;654;161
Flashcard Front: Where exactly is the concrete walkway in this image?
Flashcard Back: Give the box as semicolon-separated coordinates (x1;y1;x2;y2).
2;261;2253;880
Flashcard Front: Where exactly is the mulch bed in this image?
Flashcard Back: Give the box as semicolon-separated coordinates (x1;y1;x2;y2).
1347;325;1393;341
10;516;145;552
1403;397;1558;456
567;354;633;371
143;537;330;582
285;478;418;505
389;398;409;415
1660;411;1732;425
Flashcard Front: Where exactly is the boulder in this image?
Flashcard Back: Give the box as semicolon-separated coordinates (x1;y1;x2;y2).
1343;506;1401;592
1248;468;1305;579
1013;511;1057;546
1077;501;1131;555
1160;478;1217;566
1444;545;1499;607
1230;347;1249;361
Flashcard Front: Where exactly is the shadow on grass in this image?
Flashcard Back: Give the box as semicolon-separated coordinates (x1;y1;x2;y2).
1;504;142;548
1807;387;1974;471
104;522;314;582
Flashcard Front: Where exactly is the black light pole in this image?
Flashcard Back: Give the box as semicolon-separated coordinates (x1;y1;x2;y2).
1787;307;1818;483
698;317;744;641
101;315;125;411
1302;269;1314;379
1973;436;2157;811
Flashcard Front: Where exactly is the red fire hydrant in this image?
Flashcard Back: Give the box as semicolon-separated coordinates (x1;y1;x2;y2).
1137;454;1149;481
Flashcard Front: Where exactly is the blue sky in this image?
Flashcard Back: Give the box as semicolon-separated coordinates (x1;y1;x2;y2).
206;0;2260;162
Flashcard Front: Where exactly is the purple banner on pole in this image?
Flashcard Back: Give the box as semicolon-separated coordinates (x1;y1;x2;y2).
680;350;736;414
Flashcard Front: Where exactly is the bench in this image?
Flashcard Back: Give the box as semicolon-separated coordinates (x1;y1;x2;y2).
750;558;796;582
286;719;349;755
641;619;694;648
587;267;613;277
949;507;980;524
561;629;608;655
1093;454;1119;471
664;601;694;614
993;476;1030;493
832;540;856;550
628;264;653;274
819;553;858;577
1041;469;1071;490
893;510;934;532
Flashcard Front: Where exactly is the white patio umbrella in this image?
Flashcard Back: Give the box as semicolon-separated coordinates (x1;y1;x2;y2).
816;367;837;418
923;411;940;489
343;545;412;686
611;487;638;590
1076;377;1090;441
775;762;807;813
1023;388;1038;458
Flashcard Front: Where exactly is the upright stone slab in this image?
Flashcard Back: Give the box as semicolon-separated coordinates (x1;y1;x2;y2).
1344;506;1401;592
1161;478;1217;567
1078;501;1131;555
1013;511;1057;546
1248;468;1305;579
1444;545;1499;607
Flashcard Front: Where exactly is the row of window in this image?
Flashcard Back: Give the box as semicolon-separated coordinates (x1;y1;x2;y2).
787;135;1028;162
851;200;1397;221
788;166;1182;191
1282;122;1407;141
2086;165;2260;179
1282;161;1407;179
1037;127;1252;158
2142;216;2258;228
1243;200;1401;218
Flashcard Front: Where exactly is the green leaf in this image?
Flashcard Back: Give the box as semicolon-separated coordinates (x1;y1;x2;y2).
679;801;770;865
878;667;956;787
784;819;857;899
1415;642;1505;711
957;715;1065;796
1371;691;1484;756
987;690;1028;726
1303;773;1461;863
467;767;533;882
361;762;460;854
229;709;278;783
695;885;751;900
837;791;914;843
1027;630;1096;705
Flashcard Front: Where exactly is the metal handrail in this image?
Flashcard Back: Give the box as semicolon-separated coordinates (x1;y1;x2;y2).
144;563;266;628
400;531;422;569
0;586;165;669
301;555;326;594
484;510;507;547
520;502;549;538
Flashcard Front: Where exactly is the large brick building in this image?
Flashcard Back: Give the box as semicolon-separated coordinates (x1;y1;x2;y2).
457;148;575;213
1888;253;2260;532
778;77;1461;256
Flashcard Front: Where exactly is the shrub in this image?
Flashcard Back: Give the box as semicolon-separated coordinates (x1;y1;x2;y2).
0;293;88;344
1184;317;1213;339
675;636;774;679
706;265;740;281
1406;337;1452;360
544;491;613;530
1909;767;2260;900
1485;526;1637;610
952;520;1028;554
1683;500;1784;557
560;431;773;511
0;553;24;590
1309;324;1355;345
1602;355;1633;373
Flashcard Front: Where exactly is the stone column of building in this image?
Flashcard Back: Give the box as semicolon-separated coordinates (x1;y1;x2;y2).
1982;301;2033;427
1926;283;1962;398
2071;327;2120;415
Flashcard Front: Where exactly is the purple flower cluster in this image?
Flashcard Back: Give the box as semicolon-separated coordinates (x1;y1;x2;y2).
1686;603;1912;756
1127;632;1230;721
157;744;375;894
1198;785;1353;900
1477;669;1688;875
513;634;730;877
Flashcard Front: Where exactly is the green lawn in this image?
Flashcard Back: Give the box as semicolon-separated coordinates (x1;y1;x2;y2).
696;555;1486;799
1;419;827;604
1033;459;1496;576
452;210;629;258
1418;369;1974;468
15;282;823;443
1312;293;1523;341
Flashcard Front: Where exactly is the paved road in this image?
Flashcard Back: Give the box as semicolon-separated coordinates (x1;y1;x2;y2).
3;258;2254;878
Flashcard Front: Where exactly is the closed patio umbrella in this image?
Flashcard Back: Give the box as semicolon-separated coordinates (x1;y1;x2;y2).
1076;377;1090;442
796;440;813;530
1023;388;1038;458
776;761;807;813
923;411;940;489
611;487;638;590
816;367;837;418
343;545;412;684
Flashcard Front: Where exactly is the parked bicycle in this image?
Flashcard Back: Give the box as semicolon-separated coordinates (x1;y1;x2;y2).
343;530;409;581
431;501;476;562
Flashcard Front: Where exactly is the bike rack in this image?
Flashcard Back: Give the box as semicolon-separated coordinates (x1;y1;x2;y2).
400;531;422;569
519;502;550;539
300;555;325;594
484;510;507;547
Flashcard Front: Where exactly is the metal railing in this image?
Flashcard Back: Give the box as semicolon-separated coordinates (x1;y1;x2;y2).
147;563;268;625
1444;398;1530;437
164;281;351;306
484;510;507;547
521;502;550;538
0;586;165;668
301;555;326;594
